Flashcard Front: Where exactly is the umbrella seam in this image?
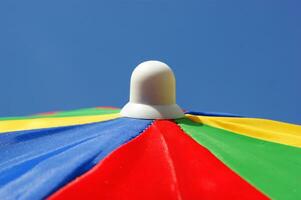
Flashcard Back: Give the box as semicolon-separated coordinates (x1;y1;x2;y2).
153;121;183;200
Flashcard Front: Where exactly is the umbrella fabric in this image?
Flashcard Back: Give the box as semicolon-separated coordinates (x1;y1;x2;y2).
0;107;300;200
0;108;151;199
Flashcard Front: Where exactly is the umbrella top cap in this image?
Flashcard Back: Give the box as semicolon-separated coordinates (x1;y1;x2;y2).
121;60;184;119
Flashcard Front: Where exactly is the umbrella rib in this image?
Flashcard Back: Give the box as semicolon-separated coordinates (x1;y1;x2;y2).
153;123;183;200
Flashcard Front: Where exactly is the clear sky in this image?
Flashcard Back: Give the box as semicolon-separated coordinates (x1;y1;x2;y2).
0;0;300;124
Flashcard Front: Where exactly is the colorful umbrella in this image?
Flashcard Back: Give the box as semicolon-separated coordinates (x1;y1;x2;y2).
0;61;300;200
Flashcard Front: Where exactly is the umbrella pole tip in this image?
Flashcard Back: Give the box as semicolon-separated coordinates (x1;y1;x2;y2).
121;60;184;119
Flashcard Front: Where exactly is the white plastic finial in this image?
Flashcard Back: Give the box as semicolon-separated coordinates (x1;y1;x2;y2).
120;60;184;119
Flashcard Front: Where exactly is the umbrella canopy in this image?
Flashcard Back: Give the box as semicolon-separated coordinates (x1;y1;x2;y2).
0;61;300;200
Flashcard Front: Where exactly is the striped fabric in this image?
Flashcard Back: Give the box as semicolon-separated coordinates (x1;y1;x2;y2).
0;107;300;200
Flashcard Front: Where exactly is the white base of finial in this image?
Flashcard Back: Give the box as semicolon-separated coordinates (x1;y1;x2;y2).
120;102;184;119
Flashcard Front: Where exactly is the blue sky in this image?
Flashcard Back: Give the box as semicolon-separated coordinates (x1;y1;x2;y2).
0;0;300;124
